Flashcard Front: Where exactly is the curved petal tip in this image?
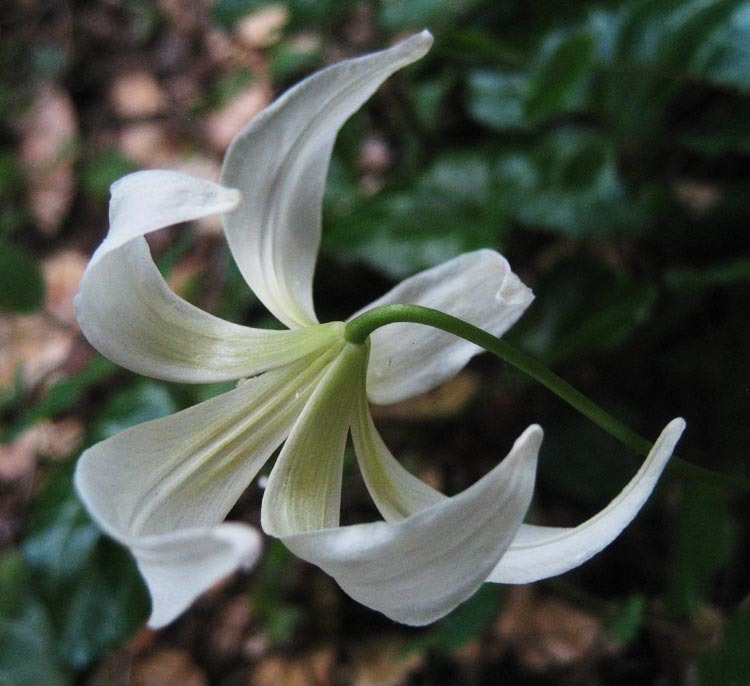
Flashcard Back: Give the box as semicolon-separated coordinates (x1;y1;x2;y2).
144;523;263;629
488;417;686;584
280;423;541;625
402;30;434;56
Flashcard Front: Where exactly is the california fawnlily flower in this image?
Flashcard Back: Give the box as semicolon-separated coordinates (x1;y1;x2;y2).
74;31;685;629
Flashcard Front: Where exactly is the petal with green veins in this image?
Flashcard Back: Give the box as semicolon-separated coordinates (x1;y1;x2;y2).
355;250;534;405
351;407;684;586
221;32;433;329
282;423;540;625
261;342;369;535
74;345;341;626
351;377;443;521
77;170;343;382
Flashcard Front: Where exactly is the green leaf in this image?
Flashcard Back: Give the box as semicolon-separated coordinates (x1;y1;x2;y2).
0;553;71;686
250;539;304;642
700;609;750;685
689;0;750;92
412;72;457;130
536;410;638;506
213;0;349;30
268;40;323;83
23;466;100;593
466;69;529;131
0;240;45;313
604;595;645;644
601;0;749;137
80;150;133;200
665;259;750;294
524;30;595;122
380;0;486;29
680;99;750;156
3;355;116;442
94;379;178;440
666;483;734;619
54;540;148;669
512;259;657;364
324;151;508;278
495;130;649;236
22;466;149;669
211;0;267;28
407;585;503;654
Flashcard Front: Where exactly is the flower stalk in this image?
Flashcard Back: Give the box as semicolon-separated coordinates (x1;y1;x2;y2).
346;304;749;495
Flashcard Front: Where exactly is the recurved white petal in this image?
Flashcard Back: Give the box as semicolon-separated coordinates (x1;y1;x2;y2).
488;418;686;584
74;349;340;626
77;170;342;382
356;249;534;405
261;342;369;536
351;378;443;521
129;524;262;628
91;170;241;267
221;32;433;329
282;424;540;625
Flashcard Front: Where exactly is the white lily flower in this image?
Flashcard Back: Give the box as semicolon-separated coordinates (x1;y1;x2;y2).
74;31;686;629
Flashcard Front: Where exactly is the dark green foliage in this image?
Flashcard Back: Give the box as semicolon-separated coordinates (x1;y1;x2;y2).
512;259;656;364
667;484;734;619
0;241;45;313
0;553;72;686
700;609;750;685
2;0;749;681
20;466;149;669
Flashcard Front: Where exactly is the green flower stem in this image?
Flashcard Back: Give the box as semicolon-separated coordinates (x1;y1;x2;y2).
345;304;750;495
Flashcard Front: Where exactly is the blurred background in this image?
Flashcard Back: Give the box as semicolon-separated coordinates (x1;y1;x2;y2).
1;1;749;684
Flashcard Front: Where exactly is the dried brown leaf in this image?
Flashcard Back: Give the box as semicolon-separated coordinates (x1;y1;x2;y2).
370;371;481;420
0;418;82;480
20;82;78;235
44;249;87;325
495;586;616;672
130;648;208;686
207;595;253;660
0;250;85;389
234;5;290;49
252;648;335;686
674;180;722;214
0;314;72;388
109;71;169;119
118;122;183;167
203;83;272;153
0;430;37;481
350;637;424;686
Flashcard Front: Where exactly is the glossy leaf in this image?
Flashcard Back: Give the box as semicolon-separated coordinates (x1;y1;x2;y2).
601;0;750;137
604;595;646;644
665;259;750;294
93;379;178;441
512;259;656;364
666;483;734;619
325;151;508;278
0;553;71;686
22;467;148;668
495;130;649;236
700;609;750;685
0;240;45;313
380;0;486;29
524;30;595;122
466;70;528;131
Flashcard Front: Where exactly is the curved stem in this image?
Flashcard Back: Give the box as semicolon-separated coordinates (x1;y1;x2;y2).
345;304;750;495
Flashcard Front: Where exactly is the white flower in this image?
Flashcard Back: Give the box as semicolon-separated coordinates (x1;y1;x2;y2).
74;32;685;629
